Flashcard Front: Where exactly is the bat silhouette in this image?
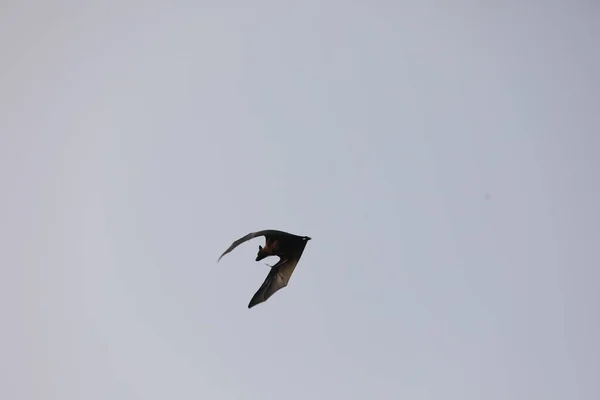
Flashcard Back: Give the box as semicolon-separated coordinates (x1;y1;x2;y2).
217;230;312;308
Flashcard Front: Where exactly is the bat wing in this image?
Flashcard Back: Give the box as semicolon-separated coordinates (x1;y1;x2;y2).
217;229;295;262
248;256;301;308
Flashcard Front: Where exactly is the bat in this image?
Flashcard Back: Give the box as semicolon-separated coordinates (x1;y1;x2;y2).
217;229;312;308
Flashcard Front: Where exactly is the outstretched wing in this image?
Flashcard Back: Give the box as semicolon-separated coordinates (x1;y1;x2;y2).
248;256;301;308
217;229;295;262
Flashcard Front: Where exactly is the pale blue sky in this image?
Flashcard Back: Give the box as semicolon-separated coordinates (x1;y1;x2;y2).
2;1;599;399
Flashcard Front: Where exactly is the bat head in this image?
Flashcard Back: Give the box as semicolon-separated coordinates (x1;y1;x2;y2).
255;245;268;262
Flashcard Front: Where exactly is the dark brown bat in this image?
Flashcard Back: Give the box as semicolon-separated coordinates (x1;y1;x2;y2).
217;230;312;308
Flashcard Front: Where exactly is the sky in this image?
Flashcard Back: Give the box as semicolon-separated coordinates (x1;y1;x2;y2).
2;1;599;399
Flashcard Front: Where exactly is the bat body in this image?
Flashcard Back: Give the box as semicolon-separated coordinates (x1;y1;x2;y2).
218;229;312;308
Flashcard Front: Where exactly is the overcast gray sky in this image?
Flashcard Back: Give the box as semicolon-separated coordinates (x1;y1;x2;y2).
2;1;599;399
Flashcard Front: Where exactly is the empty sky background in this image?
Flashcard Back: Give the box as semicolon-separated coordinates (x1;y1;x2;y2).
2;1;599;399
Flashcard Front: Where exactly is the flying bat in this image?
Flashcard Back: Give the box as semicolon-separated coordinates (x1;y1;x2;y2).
217;229;312;308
